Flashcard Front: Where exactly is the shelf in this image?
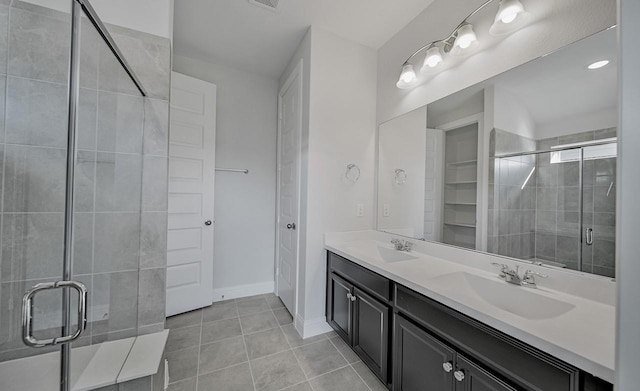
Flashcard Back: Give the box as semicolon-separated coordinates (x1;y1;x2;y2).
447;240;476;249
444;222;476;228
445;181;477;185
447;159;477;166
444;202;477;206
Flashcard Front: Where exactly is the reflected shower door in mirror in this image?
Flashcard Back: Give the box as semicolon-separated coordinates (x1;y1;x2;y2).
375;26;617;278
490;137;616;278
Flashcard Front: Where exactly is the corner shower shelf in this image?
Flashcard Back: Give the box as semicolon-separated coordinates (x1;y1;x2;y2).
445;181;477;185
444;222;476;228
446;159;478;166
447;240;476;249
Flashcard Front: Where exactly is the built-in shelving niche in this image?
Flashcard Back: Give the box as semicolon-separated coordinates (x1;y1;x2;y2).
442;123;479;249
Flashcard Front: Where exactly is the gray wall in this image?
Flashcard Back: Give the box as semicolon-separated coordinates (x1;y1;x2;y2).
0;1;170;361
616;0;640;388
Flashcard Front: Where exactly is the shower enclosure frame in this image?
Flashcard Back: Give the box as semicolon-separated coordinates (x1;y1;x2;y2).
20;1;147;390
494;139;618;274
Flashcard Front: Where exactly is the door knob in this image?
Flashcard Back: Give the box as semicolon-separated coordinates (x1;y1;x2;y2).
204;220;212;226
286;223;296;230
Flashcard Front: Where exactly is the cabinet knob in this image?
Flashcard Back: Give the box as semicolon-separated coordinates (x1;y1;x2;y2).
454;370;465;382
442;362;453;373
346;293;356;302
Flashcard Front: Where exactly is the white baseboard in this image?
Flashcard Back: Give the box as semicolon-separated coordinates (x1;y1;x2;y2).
212;281;274;302
295;314;332;339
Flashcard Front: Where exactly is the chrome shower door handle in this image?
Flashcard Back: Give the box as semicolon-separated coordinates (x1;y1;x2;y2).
585;228;594;246
22;281;88;347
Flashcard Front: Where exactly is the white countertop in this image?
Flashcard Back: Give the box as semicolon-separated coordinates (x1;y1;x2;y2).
325;230;615;383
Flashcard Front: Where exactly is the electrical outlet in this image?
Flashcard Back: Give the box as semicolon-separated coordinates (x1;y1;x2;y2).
356;204;364;217
383;203;390;217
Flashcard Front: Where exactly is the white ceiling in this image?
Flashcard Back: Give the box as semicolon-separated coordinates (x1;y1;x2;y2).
428;27;617;136
173;0;435;79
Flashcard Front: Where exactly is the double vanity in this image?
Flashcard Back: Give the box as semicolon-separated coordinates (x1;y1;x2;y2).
325;231;614;391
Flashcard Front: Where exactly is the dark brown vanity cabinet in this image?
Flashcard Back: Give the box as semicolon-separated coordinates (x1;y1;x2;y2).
326;252;613;391
327;252;391;384
394;315;515;391
327;272;353;341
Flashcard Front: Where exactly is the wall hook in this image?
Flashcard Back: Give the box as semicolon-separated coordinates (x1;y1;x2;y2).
345;164;361;183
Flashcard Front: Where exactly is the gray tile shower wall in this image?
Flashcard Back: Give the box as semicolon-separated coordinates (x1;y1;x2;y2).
0;1;171;361
488;129;537;259
535;128;617;277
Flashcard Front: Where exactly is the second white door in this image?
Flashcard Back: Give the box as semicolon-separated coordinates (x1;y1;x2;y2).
166;72;217;317
276;62;302;316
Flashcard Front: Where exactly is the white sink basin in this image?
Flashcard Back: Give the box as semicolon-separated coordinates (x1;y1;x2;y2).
428;272;575;320
346;241;418;263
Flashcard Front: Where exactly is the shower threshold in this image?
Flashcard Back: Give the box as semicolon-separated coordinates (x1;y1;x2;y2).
0;330;168;391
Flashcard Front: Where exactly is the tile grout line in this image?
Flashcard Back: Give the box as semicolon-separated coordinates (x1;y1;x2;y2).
327;337;373;390
327;336;374;391
349;362;375;391
279;308;312;390
194;309;204;391
238;301;258;391
306;363;351;381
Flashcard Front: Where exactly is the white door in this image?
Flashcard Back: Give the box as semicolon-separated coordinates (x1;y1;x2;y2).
276;62;302;315
166;72;217;317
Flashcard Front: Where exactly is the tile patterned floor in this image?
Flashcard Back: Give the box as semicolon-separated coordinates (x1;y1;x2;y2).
165;293;387;391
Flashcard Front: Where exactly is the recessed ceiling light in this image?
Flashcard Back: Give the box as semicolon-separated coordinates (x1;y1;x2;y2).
588;60;610;70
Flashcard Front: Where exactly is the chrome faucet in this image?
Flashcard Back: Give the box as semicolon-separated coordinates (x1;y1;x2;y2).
491;263;548;288
391;239;413;252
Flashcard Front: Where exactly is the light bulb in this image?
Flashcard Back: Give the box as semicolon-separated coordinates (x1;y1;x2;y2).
421;46;443;72
490;0;527;35
451;24;477;55
501;11;518;24
588;60;610;70
396;64;417;89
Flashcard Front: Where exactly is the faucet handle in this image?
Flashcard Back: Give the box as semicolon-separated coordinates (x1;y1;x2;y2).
523;270;548;286
490;262;509;277
524;270;548;279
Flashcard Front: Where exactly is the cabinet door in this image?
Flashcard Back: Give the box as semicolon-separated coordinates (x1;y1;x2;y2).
394;315;455;391
328;273;354;343
353;287;390;383
454;355;517;391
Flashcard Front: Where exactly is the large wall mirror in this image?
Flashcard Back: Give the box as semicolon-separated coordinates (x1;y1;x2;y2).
376;26;617;278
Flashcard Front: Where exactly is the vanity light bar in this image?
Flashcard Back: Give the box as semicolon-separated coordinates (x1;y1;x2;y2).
396;0;528;89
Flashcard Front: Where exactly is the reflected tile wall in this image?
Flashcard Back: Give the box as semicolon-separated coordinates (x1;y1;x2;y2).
535;128;617;277
488;129;536;259
0;1;171;362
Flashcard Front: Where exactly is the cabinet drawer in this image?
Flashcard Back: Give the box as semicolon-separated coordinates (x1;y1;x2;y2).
329;252;391;301
395;285;579;391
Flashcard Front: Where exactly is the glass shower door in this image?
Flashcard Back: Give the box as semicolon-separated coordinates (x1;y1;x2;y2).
73;5;144;345
0;0;147;389
0;0;72;388
581;143;617;277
